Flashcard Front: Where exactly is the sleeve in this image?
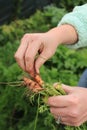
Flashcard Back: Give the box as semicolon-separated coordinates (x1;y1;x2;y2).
58;4;87;49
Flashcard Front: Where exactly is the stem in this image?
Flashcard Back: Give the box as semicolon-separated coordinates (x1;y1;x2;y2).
76;126;82;130
34;93;40;130
0;81;22;84
0;81;23;87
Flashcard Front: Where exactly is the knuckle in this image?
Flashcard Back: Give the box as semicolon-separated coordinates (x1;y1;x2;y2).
72;96;79;105
14;54;22;61
23;33;30;38
68;95;79;106
26;68;33;73
21;33;30;42
70;110;79;118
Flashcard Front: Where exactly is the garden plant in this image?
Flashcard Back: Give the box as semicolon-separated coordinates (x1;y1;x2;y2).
0;1;87;130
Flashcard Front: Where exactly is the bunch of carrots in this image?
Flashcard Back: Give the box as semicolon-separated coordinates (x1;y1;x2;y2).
23;74;66;95
0;74;85;130
23;75;86;130
23;74;66;130
23;74;44;93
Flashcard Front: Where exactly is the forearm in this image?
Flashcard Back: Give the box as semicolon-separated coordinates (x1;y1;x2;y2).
57;4;87;49
47;24;78;46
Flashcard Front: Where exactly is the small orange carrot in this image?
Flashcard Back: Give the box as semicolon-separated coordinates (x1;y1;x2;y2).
23;77;33;86
34;74;44;86
23;77;43;93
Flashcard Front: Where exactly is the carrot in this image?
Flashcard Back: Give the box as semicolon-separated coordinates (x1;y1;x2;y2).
34;74;44;86
23;77;43;93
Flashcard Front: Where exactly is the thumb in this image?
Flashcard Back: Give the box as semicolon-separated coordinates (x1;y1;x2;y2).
62;84;73;94
35;51;48;74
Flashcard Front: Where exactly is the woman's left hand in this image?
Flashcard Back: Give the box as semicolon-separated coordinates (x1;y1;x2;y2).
47;84;87;126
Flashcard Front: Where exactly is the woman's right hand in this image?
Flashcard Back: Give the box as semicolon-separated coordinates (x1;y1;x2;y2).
14;29;60;76
14;25;77;77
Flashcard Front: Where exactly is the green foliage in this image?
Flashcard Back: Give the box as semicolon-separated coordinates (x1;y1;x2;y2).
59;0;87;11
14;0;23;18
1;0;86;24
42;46;87;85
43;5;67;27
0;3;87;130
0;5;66;46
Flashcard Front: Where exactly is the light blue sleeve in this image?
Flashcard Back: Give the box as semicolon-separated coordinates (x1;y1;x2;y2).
58;4;87;49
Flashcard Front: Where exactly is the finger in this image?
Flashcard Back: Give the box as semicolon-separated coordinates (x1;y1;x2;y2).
50;107;68;117
14;37;29;71
62;84;73;94
54;110;87;126
75;114;87;127
71;112;87;126
35;54;48;73
61;118;86;126
81;112;87;123
53;83;73;95
54;115;74;126
61;118;80;126
61;121;73;126
24;40;42;75
48;95;72;107
60;116;77;124
56;112;87;126
54;115;75;126
35;48;52;73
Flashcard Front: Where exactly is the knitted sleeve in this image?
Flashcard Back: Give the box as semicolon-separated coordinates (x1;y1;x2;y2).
58;4;87;49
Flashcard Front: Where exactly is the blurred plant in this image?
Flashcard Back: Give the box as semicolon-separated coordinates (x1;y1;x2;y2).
59;0;87;11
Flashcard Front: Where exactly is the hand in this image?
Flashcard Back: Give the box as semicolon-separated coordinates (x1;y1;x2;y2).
47;84;87;126
14;25;77;77
14;30;60;76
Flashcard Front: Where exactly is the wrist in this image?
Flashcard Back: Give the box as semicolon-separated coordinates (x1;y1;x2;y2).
48;25;78;46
